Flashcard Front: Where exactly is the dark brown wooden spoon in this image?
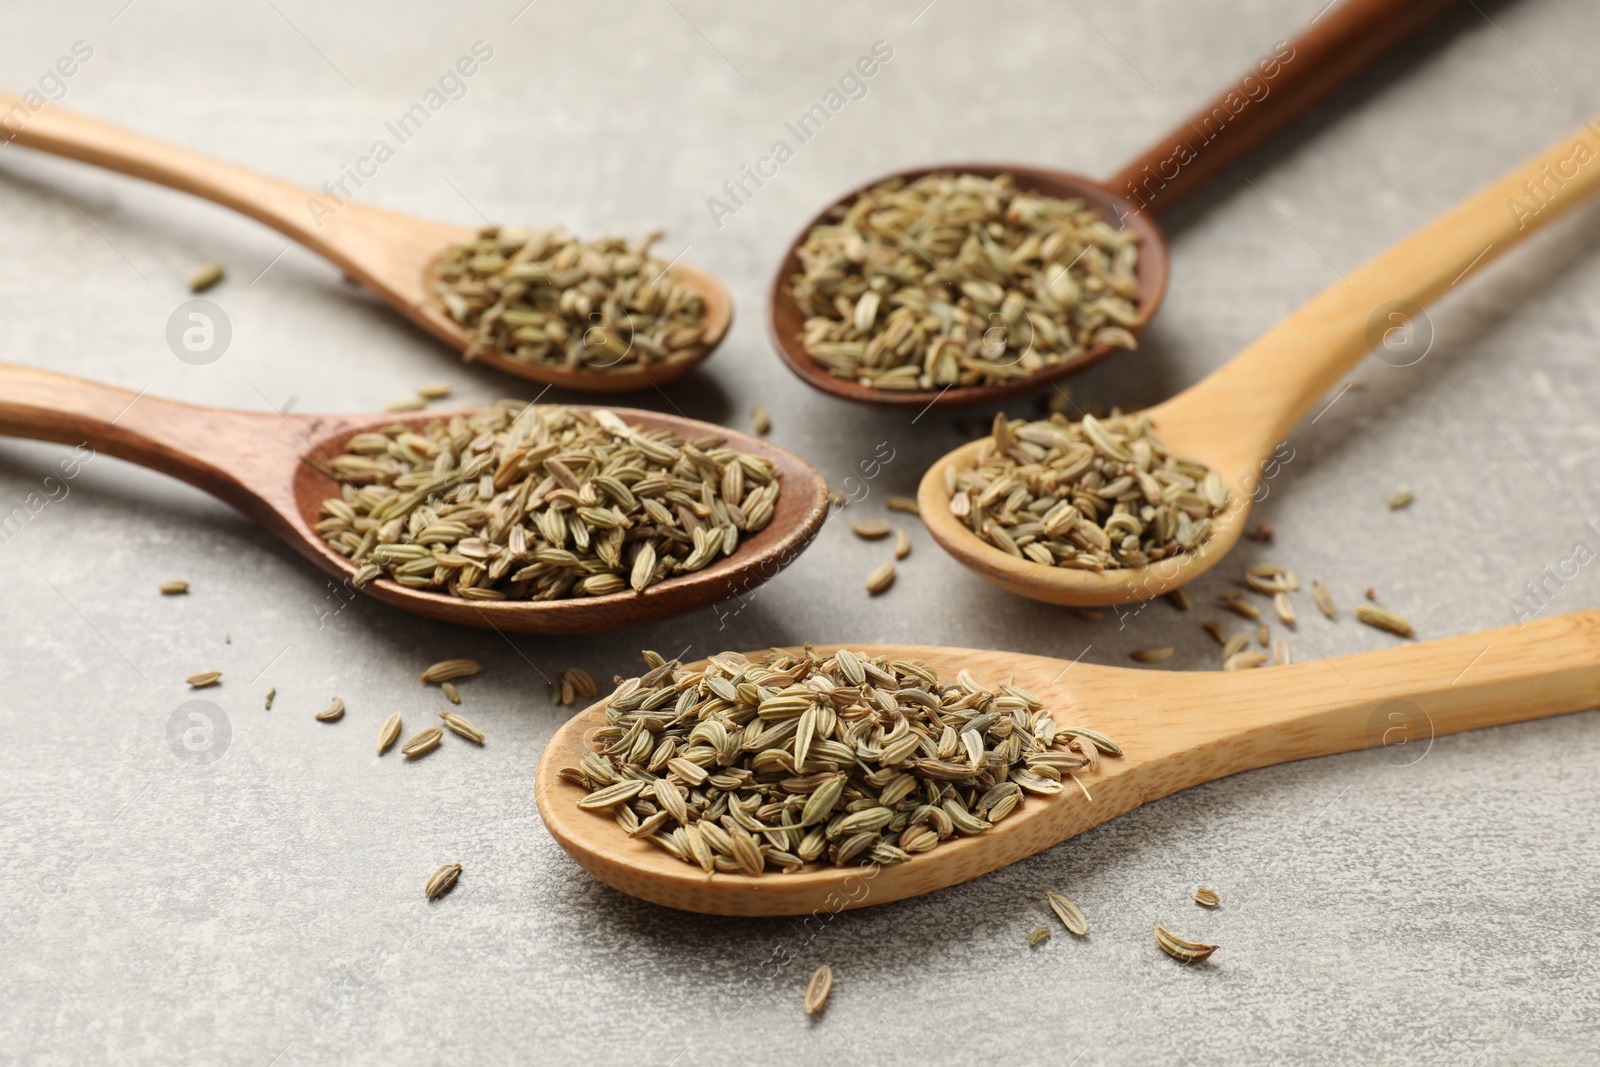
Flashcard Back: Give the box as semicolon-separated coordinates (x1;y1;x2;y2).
768;0;1467;407
0;363;827;633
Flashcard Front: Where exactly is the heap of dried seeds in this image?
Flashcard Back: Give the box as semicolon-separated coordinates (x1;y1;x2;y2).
563;647;1118;876
434;227;712;372
315;402;779;601
949;412;1228;571
789;173;1142;390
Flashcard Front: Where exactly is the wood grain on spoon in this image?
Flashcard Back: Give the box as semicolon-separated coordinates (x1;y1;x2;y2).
0;364;826;633
920;118;1600;607
767;0;1468;407
536;614;1600;916
0;95;731;392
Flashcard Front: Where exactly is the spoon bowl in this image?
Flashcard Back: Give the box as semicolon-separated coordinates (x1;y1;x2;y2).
0;364;827;633
0;97;732;392
537;614;1600;915
767;0;1468;408
920;119;1600;606
767;164;1168;408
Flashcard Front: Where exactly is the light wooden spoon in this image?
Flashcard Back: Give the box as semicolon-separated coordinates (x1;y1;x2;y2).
536;617;1600;915
918;118;1600;607
768;0;1467;408
0;363;827;633
0;95;730;393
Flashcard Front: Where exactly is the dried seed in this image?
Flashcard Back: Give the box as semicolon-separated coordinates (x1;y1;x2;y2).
1046;890;1089;936
319;402;777;603
865;561;896;595
751;406;772;435
1271;636;1291;666
1387;488;1414;510
188;262;225;293
1057;727;1122;757
1028;926;1052;948
1312;580;1338;621
1246;523;1274;543
425;863;462;901
263;687;276;710
1355;603;1415;638
420;659;481;684
789;173;1143;391
441;682;462;705
1273;591;1296;626
159;580;190;596
1202;621;1228;645
1257;623;1270;647
401;726;444;759
572;648;1113;875
1365;587;1379;601
377;713;402;754
1129;648;1173;664
186;671;222;689
1195;887;1220;908
316;697;346;722
804;963;833;1016
435;226;712;372
849;519;892;540
384;397;427;413
439;711;485;745
893;528;912;560
950;411;1226;572
1218;594;1260;621
416;382;453;400
1224;651;1269;671
1155;924;1218;964
1165;587;1192;611
1221;633;1247;661
885;496;920;516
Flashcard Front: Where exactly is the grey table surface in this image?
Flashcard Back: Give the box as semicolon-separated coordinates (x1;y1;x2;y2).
3;1;1599;1064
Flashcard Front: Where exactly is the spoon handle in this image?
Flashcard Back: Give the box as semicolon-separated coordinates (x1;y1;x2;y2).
1164;118;1600;459
1107;0;1465;215
1137;608;1600;782
0;92;333;244
0;361;307;523
0;94;467;301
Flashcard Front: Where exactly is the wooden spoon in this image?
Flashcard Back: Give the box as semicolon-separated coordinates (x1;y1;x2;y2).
918;118;1600;607
0;363;826;633
536;616;1600;915
0;96;731;393
768;0;1467;408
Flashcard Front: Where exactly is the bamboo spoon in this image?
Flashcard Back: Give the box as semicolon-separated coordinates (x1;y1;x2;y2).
536;620;1600;916
0;364;826;633
918;118;1600;607
0;97;731;393
768;0;1467;408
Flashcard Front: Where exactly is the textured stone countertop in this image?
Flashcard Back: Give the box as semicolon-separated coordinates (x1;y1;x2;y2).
3;1;1598;1064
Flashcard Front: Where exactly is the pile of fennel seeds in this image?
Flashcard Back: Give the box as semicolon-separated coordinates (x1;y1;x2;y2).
434;227;712;371
563;647;1118;875
949;411;1228;571
788;172;1142;390
315;401;779;601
